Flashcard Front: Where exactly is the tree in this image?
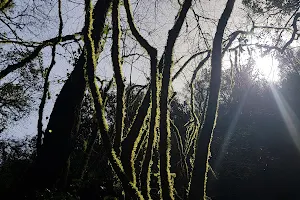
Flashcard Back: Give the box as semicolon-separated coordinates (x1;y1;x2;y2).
2;0;300;199
188;1;236;199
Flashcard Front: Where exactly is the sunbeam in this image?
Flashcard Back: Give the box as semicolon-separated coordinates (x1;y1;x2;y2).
270;84;300;152
214;86;252;170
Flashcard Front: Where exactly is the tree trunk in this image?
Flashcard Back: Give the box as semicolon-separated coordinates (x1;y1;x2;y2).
84;0;143;198
188;1;235;199
32;0;112;191
159;1;192;199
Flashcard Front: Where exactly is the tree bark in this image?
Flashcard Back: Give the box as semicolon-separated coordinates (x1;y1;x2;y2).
122;0;159;197
159;1;192;199
188;1;236;199
84;0;143;198
112;0;125;156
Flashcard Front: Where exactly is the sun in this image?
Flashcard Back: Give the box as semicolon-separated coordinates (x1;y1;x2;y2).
254;55;280;82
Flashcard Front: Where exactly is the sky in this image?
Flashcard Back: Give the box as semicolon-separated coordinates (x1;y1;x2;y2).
0;0;293;139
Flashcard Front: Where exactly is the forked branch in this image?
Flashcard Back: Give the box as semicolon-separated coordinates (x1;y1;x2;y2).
84;0;142;199
0;33;80;80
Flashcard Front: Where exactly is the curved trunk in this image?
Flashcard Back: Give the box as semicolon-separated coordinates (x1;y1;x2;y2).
188;1;235;199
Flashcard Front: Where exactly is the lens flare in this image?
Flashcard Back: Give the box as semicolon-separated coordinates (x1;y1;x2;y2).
215;87;251;170
270;84;300;152
254;55;279;82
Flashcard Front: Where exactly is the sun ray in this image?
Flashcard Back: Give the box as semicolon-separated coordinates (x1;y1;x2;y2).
214;86;251;170
270;84;300;152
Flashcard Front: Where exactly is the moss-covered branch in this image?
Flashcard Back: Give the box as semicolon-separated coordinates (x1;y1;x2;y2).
189;51;210;126
159;1;192;199
123;0;160;198
183;52;211;166
0;0;13;11
111;0;125;156
170;119;188;178
84;0;143;199
121;3;159;196
121;89;151;181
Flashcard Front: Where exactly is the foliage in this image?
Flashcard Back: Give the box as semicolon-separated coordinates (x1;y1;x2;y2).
243;0;300;14
0;46;42;133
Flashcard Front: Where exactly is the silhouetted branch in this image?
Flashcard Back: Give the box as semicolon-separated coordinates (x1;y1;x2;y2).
37;0;64;155
282;12;300;52
0;33;81;80
223;30;249;54
276;6;300;46
172;30;248;82
0;39;41;46
172;50;210;81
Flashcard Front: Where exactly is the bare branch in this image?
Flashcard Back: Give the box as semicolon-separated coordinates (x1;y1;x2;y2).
172;50;210;81
222;30;249;54
0;33;81;80
123;0;157;56
282;12;300;52
37;0;64;154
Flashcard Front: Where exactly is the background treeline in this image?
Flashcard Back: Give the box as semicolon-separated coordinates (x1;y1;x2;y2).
2;48;300;199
